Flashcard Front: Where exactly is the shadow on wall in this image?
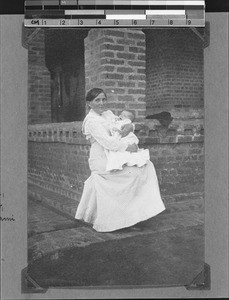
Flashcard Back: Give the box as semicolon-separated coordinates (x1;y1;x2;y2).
146;111;173;128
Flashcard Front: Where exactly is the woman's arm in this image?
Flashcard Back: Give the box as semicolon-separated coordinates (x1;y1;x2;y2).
120;123;135;137
85;119;129;152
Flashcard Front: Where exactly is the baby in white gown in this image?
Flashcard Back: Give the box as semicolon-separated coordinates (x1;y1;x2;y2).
105;110;150;171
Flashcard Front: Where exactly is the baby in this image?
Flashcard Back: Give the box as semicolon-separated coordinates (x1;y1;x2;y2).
105;110;150;171
110;110;139;143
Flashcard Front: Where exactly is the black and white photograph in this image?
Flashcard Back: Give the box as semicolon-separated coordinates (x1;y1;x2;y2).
0;1;228;299
25;25;205;289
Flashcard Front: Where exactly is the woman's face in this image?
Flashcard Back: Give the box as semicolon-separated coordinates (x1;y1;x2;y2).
88;92;107;115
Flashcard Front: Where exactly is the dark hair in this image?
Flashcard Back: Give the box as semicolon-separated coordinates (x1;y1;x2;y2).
86;88;106;102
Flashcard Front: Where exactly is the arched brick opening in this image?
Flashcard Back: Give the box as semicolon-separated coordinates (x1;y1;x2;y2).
45;29;88;122
27;28;88;124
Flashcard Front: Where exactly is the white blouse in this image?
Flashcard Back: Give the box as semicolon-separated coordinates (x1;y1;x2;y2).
82;109;129;152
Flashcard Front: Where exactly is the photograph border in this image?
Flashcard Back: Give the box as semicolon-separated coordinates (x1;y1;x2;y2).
0;9;228;300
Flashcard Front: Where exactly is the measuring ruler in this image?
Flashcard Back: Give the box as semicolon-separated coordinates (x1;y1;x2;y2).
24;0;205;27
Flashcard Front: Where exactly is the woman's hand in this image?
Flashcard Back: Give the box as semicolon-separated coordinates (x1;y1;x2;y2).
120;123;134;137
126;143;138;153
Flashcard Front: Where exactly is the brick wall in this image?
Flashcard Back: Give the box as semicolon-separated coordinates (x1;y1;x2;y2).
28;120;204;207
136;116;204;198
28;29;51;124
145;29;204;115
28;142;90;200
146;143;203;195
28;122;90;200
85;29;146;120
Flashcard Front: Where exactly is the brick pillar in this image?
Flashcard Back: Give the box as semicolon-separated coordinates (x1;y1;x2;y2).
144;29;204;116
28;29;51;124
85;29;146;121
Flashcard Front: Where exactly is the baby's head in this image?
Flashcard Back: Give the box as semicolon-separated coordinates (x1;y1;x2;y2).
119;110;135;122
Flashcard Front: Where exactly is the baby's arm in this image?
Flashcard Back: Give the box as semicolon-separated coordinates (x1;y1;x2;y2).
120;121;135;138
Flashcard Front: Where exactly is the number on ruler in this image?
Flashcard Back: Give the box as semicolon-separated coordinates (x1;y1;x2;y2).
187;19;192;25
42;20;47;25
114;20;119;25
60;19;65;25
132;20;137;25
150;20;155;25
97;20;102;25
169;20;173;25
79;20;84;25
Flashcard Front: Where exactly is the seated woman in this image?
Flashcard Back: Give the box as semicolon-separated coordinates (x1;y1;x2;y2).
75;88;165;232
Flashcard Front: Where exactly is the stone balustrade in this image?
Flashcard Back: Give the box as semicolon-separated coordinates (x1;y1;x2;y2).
28;117;204;145
28;121;88;144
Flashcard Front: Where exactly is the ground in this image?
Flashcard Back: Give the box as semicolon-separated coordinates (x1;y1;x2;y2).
26;186;204;289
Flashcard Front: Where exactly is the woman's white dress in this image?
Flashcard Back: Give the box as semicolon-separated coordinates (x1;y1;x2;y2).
75;109;166;232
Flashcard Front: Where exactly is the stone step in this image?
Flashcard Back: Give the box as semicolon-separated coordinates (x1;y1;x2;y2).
28;183;78;219
28;198;204;263
28;183;204;221
28;184;204;263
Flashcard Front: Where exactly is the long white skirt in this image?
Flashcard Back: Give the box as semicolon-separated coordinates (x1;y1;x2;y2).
75;142;166;232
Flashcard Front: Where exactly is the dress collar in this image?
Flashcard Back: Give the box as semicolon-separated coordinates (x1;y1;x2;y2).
89;109;101;116
89;109;110;119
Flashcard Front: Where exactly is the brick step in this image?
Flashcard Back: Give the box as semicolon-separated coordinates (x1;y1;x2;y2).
164;199;204;214
28;183;204;220
28;183;78;219
28;197;204;263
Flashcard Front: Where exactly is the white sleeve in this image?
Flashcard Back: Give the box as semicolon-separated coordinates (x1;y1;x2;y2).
85;119;129;152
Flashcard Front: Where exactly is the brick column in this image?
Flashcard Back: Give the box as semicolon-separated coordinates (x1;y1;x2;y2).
85;29;146;121
28;29;51;124
144;29;204;116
